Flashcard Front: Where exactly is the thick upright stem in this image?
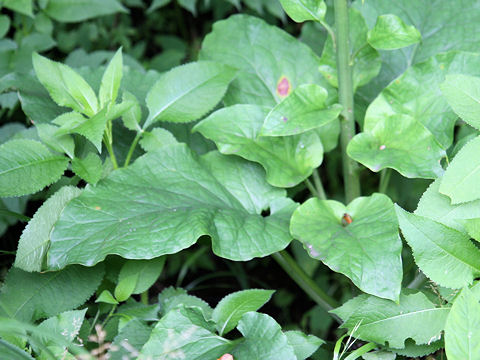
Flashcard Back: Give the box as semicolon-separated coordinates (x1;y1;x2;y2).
334;0;361;203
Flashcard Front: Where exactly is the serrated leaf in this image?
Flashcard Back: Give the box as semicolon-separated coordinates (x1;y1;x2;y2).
114;257;165;302
139;306;232;359
46;145;296;269
200;14;335;107
0;139;69;197
109;319;152;360
194;104;324;187
158;287;213;318
96;290;119;305
233;312;296;360
367;14;421;50
212;289;274;335
72;153;103;184
349;51;480;178
319;8;381;91
0;264;104;322
465;219;480;242
439;135;480;204
285;330;324;360
362;351;396;360
260;84;342;136
139;128;177;152
279;0;326;23
44;0;127;22
15;186;82;272
36;124;75;158
291;193;402;301
333;290;450;349
396;206;480;289
445;284;480;360
145;61;237;127
390;339;444;358
33;53;98;117
99;48;123;108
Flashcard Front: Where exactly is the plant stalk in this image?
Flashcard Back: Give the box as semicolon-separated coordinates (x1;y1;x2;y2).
272;250;340;321
312;170;327;200
378;168;391;193
334;0;361;203
124;132;142;167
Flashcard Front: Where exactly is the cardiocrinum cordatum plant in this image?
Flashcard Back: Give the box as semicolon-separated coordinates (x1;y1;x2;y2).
0;0;479;359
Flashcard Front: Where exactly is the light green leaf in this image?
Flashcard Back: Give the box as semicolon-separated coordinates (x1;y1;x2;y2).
139;306;231;359
14;186;82;272
279;0;326;23
99;48;123;108
194;104;324;187
465;219;480;242
139;128;177;152
260;84;342;136
200;14;335;107
96;290;119;305
439;136;480;204
349;51;480;178
212;289;274;336
333;290;449;349
291;193;402;301
33;53;98;117
445;284;480;360
72;153;103;184
36;124;75;158
362;351;396;360
367;14;421;50
46;145;296;269
391;340;443;358
319;8;381;91
0;15;10;38
0;339;34;360
158;287;213;318
145;61;237;127
233;312;297;360
114;257;165;302
2;0;33;17
0;139;69;197
109;319;152;360
396;206;480;289
147;0;171;12
44;0;127;22
285;330;324;360
0;264;104;322
121;91;142;131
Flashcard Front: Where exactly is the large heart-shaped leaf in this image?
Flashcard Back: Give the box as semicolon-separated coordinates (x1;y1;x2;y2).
332;290;450;349
199;14;336;107
194;104;324;187
290;193;402;301
46;144;296;269
396;206;480;289
349;51;480;178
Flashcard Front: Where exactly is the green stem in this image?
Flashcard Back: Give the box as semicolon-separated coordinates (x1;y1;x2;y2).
305;179;319;198
101;304;117;327
344;343;377;360
140;290;149;305
378;168;391;194
124;132;142;167
104;138;119;169
334;0;361;203
272;250;340;320
312;169;327;200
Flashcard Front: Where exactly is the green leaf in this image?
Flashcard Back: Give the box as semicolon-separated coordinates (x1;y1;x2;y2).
415;178;480;234
439;135;480;204
36;124;75;158
319;8;381;91
279;0;326;23
291;193;402;301
139;128;178;152
233;312;297;360
212;289;275;336
465;219;480;242
99;48;123;108
145;61;237;127
285;330;324;360
0;139;69;197
178;0;197;15
445;284;480;360
194;104;324;187
260;84;342;136
367;14;421;50
0;339;34;360
2;0;33;17
348;51;480;178
109;319;152;360
362;351;396;360
158;287;213;318
72;153;103;184
139;306;232;359
0;15;10;38
333;290;450;349
15;186;82;272
32;53;98;117
46;145;296;269
114;257;165;302
396;206;480;289
121;91;142;131
96;290;119;305
147;0;171;12
0;264;104;322
44;0;127;22
200;14;335;107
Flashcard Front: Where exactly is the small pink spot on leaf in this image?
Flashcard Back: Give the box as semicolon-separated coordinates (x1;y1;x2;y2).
217;355;234;360
379;145;386;150
276;76;291;97
282;116;288;122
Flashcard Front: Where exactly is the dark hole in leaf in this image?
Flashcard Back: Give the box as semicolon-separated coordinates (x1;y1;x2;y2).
261;208;271;217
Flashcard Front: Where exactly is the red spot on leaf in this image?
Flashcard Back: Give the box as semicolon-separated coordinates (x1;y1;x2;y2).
277;76;291;97
217;355;234;360
342;213;353;226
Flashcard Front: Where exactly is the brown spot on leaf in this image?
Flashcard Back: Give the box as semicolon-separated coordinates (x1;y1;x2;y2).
342;213;353;226
276;76;291;97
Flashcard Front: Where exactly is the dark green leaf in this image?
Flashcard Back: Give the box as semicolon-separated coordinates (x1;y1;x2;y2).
44;0;127;22
72;153;103;184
